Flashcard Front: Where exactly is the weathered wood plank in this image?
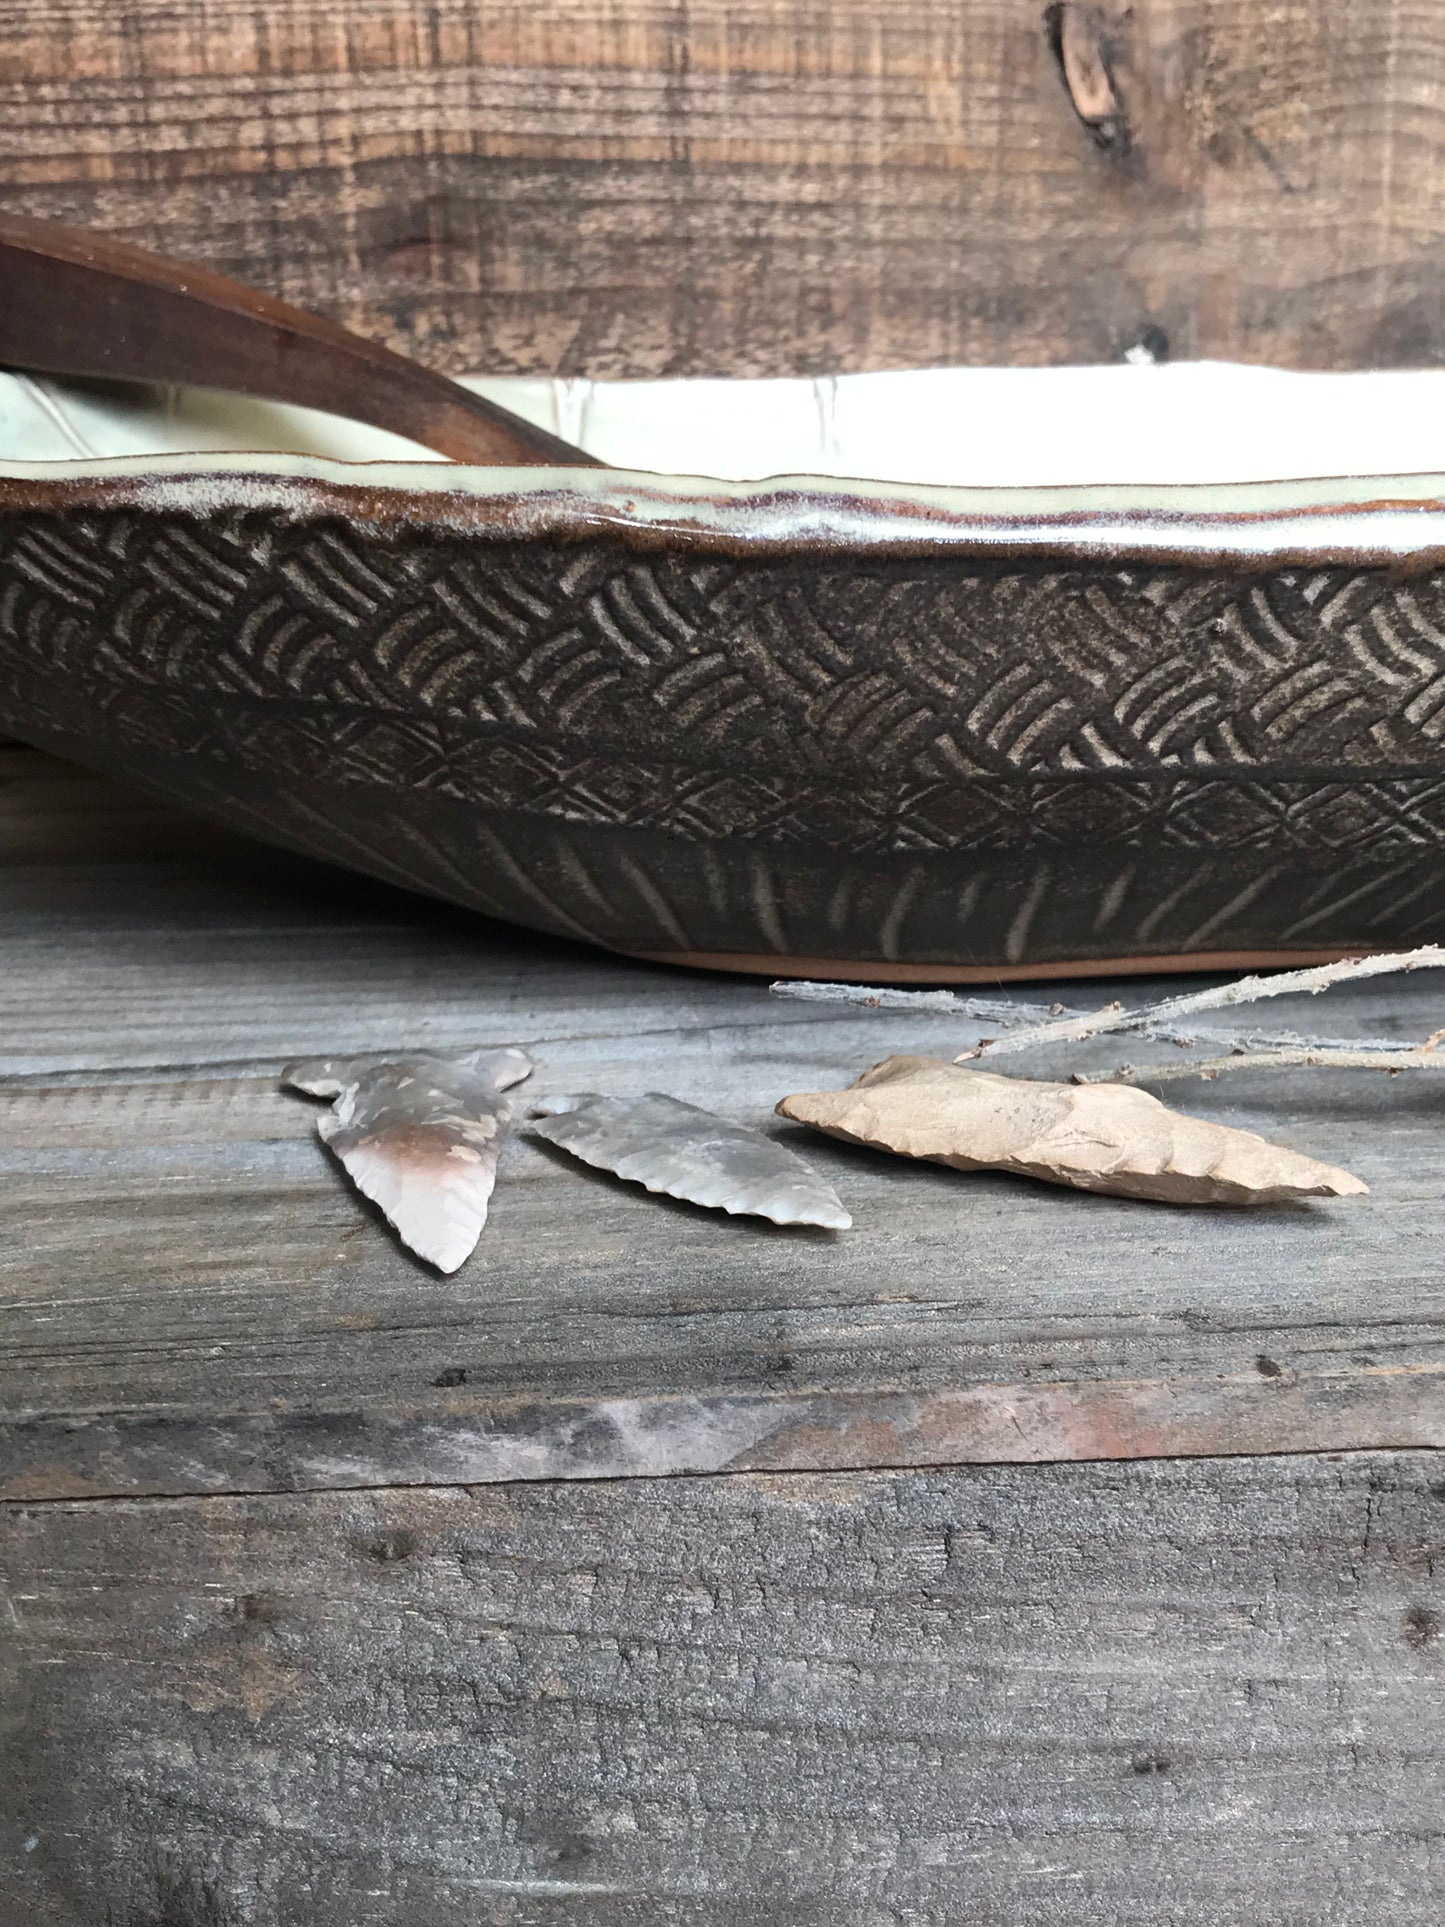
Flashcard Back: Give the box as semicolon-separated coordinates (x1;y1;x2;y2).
4;749;1445;1496
4;1;1445;377
4;1453;1443;1924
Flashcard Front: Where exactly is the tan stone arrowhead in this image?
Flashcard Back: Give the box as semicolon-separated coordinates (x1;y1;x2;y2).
777;1054;1367;1207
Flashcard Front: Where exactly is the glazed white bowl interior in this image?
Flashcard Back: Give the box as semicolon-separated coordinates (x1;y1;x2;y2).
8;362;1445;490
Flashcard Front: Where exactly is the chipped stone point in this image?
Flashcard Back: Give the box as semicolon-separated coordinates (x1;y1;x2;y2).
531;1090;852;1228
777;1054;1367;1208
284;1048;535;1271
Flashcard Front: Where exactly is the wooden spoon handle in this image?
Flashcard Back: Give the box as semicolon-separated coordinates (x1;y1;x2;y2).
0;211;600;467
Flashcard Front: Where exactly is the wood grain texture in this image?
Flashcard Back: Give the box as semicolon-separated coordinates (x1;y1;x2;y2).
5;747;1445;1499
4;1454;1445;1924
4;1;1445;377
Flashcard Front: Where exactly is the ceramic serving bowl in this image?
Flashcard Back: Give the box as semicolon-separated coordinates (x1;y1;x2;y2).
6;384;1445;980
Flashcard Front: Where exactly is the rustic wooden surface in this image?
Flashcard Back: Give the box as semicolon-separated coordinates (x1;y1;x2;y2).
5;1454;1445;1924
3;743;1445;1500
4;746;1445;1923
5;1;1445;379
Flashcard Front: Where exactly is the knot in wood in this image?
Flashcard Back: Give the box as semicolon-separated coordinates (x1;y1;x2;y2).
1046;2;1131;157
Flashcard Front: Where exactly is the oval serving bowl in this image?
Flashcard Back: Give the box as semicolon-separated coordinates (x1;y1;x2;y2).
5;418;1445;980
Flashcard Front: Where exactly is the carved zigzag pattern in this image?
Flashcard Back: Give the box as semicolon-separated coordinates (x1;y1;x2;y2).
8;507;1445;865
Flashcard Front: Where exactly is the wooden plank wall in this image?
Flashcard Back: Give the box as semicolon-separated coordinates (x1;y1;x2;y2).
3;1;1445;378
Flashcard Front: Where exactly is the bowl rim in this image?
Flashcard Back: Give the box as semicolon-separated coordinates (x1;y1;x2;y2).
6;452;1445;568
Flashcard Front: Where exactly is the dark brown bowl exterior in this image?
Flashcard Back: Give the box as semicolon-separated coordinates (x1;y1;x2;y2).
4;463;1445;979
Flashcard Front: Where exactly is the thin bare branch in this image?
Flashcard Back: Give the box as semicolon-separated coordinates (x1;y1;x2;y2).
956;946;1445;1062
1104;1043;1445;1083
772;974;1423;1059
770;979;1073;1023
1174;1028;1416;1055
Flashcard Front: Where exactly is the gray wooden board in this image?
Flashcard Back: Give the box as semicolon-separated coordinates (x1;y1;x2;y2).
3;1453;1444;1926
4;747;1445;1497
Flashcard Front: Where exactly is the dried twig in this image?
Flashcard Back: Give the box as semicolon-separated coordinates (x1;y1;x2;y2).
771;970;1425;1059
770;979;1074;1024
1107;1031;1445;1084
1147;1026;1413;1055
957;947;1445;1063
774;948;1445;1084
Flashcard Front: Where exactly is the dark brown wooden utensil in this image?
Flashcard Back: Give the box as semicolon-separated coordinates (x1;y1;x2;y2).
0;210;600;467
